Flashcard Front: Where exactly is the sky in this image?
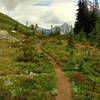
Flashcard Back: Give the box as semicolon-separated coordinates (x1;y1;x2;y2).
0;0;99;28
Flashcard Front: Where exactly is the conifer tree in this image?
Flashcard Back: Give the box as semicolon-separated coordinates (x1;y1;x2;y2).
96;15;100;48
35;24;38;31
74;0;90;37
30;24;35;34
14;23;18;31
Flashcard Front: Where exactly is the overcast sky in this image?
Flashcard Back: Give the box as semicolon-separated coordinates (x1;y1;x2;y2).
0;0;99;28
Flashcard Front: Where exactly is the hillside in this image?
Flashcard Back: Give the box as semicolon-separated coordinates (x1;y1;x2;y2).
0;13;57;100
0;12;32;35
0;11;100;100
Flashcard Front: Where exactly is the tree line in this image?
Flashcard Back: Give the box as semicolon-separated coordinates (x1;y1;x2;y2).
74;0;100;48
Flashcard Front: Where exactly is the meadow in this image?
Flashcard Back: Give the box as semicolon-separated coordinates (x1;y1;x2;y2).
43;40;100;100
0;37;56;100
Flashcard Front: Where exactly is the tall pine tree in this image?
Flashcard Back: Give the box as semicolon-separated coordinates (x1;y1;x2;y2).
74;0;91;37
89;9;98;39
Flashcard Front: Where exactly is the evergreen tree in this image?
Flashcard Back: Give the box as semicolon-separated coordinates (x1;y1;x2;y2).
68;34;74;48
50;25;53;34
35;24;38;31
31;24;34;30
74;0;90;37
14;23;18;31
26;21;28;27
30;24;35;34
89;8;98;38
42;29;44;34
96;15;100;48
54;26;60;35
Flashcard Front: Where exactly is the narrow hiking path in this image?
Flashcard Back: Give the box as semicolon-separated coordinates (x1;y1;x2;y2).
35;40;73;100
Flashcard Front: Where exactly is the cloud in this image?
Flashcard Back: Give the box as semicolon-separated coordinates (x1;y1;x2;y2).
33;0;52;7
40;0;77;26
0;0;21;10
0;0;78;28
40;7;63;25
0;0;52;10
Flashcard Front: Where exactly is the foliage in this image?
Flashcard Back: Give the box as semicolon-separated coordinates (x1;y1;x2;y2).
16;47;33;62
0;74;56;100
67;34;74;48
95;15;100;48
0;36;56;100
0;12;35;36
74;0;90;35
73;0;100;50
43;40;100;99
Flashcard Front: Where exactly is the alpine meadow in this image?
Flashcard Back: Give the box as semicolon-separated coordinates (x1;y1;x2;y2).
0;0;100;100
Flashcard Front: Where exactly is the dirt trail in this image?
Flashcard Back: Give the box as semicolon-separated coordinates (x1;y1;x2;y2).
35;40;73;100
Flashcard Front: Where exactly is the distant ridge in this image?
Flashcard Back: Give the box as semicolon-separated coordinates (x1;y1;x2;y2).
37;23;72;35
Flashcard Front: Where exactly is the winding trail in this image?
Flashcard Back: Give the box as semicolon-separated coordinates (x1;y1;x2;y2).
35;40;73;100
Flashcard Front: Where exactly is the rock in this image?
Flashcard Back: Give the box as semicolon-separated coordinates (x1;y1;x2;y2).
4;80;13;86
51;88;57;96
0;30;9;40
8;36;19;43
33;73;37;76
0;30;19;43
29;72;37;76
8;46;12;49
29;72;34;76
11;30;16;33
25;70;29;74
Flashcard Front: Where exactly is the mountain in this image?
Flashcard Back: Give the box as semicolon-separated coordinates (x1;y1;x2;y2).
37;27;51;35
37;23;72;35
60;23;72;34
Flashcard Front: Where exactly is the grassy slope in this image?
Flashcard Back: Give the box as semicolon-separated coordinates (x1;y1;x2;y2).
0;12;31;35
0;12;26;75
0;39;56;100
0;13;56;100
